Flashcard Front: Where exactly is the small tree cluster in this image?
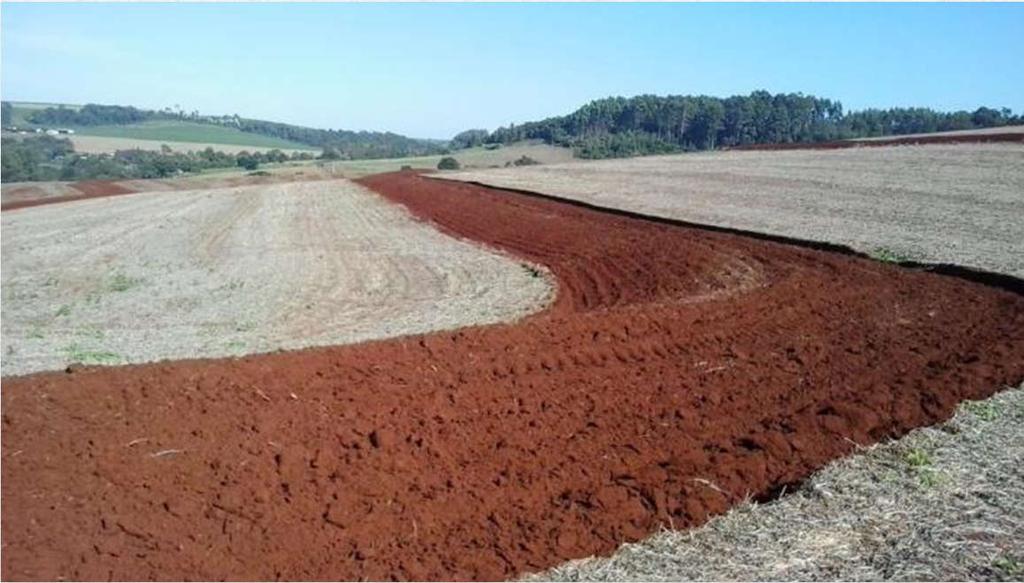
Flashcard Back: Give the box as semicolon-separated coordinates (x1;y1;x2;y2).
437;157;461;170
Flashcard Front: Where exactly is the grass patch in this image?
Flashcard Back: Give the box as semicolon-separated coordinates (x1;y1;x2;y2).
904;447;943;487
905;448;932;468
62;344;120;365
870;246;913;264
109;273;144;293
55;304;72;317
963;399;1001;421
225;340;246;351
993;555;1023;578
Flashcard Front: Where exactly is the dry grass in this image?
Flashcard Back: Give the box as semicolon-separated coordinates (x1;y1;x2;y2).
441;143;1024;277
1;179;553;376
68;134;313;155
321;141;576;178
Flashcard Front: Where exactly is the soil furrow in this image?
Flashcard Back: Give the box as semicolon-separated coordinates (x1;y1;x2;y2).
2;171;1023;581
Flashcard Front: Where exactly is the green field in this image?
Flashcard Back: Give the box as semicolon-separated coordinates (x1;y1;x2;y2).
70;121;316;150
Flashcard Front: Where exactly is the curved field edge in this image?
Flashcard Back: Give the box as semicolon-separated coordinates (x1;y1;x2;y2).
0;179;554;377
434;151;1023;580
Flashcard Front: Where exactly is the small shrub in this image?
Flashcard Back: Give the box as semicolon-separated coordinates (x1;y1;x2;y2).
870;247;911;264
437;157;460;170
236;155;259;171
512;155;540;166
905;448;932;468
521;263;542;278
109;273;143;292
400;165;413;171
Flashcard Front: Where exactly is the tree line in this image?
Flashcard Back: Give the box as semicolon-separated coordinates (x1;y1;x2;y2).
10;102;446;160
473;91;1021;158
1;135;315;183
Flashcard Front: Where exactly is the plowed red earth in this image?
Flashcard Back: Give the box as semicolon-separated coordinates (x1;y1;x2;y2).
3;172;1024;581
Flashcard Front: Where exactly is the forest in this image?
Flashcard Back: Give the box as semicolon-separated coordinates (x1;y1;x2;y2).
483;91;1020;158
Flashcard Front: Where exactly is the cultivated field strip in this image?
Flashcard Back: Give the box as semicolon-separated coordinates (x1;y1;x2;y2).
440;144;1024;277
0;180;552;376
3;173;1022;581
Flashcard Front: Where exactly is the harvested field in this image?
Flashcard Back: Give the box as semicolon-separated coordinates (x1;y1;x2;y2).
67;134;314;156
323;141;576;177
3;172;1023;580
0;179;552;376
853;124;1024;141
1;168;337;210
440;144;1024;277
734;129;1024;150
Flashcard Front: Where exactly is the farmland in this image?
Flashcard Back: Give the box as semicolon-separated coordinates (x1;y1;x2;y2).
440;143;1024;277
66;120;316;151
67;134;315;155
322;140;576;177
5;103;316;152
2;164;1023;580
1;180;552;376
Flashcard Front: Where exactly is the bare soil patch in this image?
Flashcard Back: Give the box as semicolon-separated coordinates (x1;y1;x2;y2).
2;173;1022;580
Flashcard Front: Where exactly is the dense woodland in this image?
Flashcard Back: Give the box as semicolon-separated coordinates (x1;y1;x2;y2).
483;91;1021;158
7;103;446;160
0;135;313;182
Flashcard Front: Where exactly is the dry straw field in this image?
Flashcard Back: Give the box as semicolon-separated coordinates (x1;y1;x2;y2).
441;143;1024;277
1;180;552;376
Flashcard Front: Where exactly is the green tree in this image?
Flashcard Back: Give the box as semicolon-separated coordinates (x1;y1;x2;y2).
437;157;460;170
450;129;490;149
236;153;259;171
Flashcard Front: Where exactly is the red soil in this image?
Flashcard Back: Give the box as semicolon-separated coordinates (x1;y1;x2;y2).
0;180;137;211
1;175;326;211
3;172;1023;581
731;131;1024;151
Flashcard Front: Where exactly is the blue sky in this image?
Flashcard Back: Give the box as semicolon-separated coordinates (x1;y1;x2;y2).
2;3;1022;139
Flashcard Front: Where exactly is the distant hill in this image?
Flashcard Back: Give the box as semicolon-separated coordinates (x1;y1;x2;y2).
474;91;1022;159
2;102;445;159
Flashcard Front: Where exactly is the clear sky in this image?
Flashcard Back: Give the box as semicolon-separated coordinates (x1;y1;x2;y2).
2;3;1022;139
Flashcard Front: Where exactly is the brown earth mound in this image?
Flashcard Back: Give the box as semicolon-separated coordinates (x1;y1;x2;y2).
3;172;1023;581
731;131;1024;151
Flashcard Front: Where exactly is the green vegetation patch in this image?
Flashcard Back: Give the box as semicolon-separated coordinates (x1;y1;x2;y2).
62;343;120;365
870;247;914;264
73;120;315;150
